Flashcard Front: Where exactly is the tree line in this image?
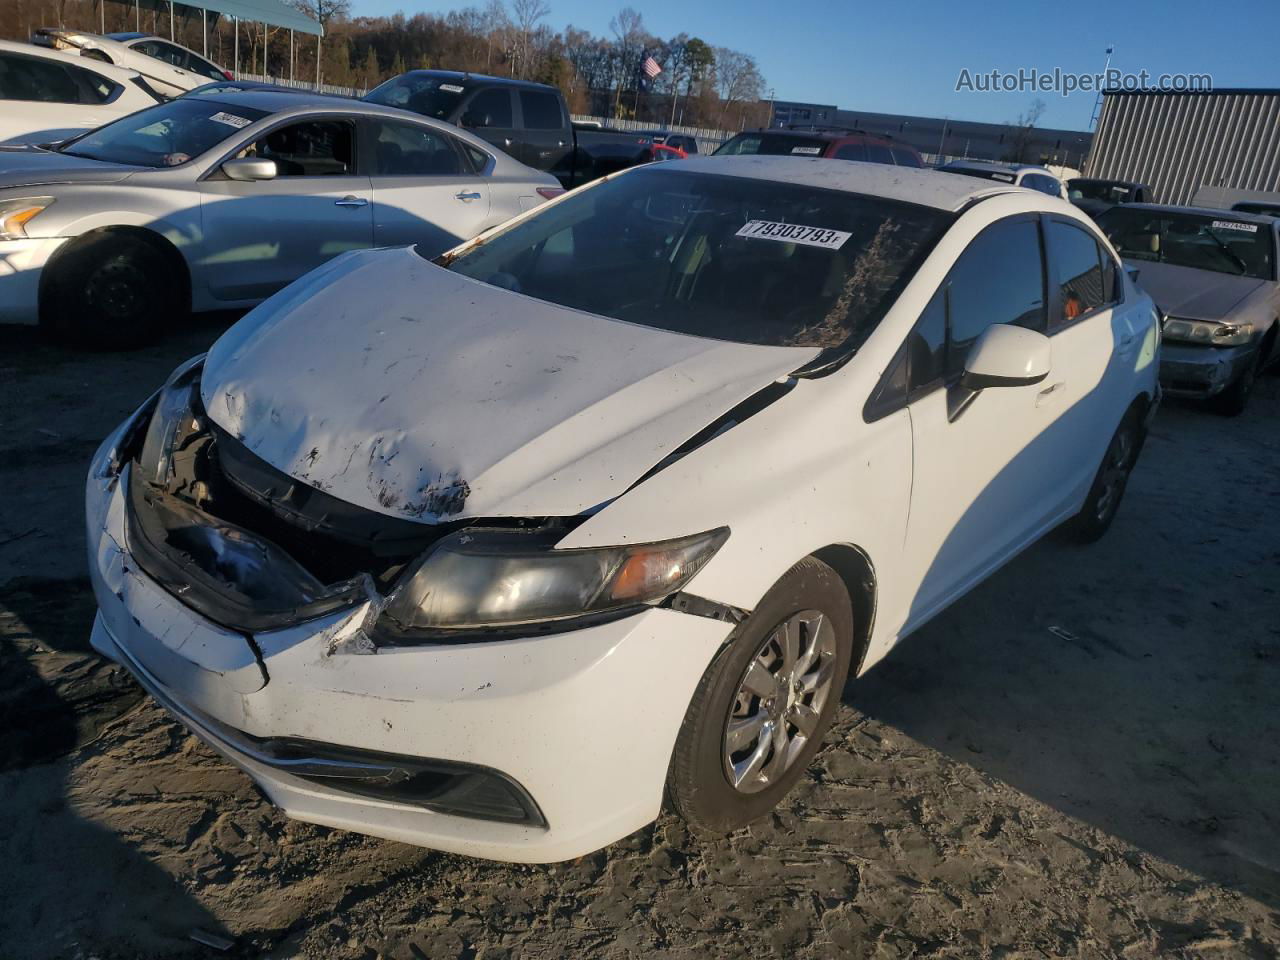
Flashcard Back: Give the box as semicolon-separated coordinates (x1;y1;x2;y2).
1;0;771;130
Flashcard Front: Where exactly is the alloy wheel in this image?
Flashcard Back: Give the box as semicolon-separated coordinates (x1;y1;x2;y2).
1095;426;1135;523
722;609;838;794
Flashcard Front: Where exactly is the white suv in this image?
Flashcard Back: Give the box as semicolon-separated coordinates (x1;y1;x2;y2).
86;157;1160;862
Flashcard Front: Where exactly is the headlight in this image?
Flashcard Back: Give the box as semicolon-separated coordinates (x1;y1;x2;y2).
0;197;54;240
1162;317;1253;347
138;355;205;485
377;526;730;637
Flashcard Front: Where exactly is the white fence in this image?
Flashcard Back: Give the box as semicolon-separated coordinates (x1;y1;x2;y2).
572;115;732;154
234;72;367;98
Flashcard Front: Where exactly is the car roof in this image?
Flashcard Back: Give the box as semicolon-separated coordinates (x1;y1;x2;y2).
655;155;1016;212
1108;202;1278;225
389;69;559;93
193;89;363;113
942;158;1053;176
0;37;143;81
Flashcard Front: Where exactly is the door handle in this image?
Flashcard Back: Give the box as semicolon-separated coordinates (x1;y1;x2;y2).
455;191;482;202
334;196;368;207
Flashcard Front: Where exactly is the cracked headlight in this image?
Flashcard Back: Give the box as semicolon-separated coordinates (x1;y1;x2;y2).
1162;317;1253;347
138;354;205;485
0;197;54;239
377;526;730;637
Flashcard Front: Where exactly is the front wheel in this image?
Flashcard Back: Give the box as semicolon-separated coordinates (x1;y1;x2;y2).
666;556;854;835
1064;408;1143;543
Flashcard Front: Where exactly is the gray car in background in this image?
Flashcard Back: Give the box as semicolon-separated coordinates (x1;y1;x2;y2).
1097;203;1280;415
0;90;561;347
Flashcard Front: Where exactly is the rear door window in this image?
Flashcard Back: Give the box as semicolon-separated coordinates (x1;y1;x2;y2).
368;119;465;176
519;90;562;130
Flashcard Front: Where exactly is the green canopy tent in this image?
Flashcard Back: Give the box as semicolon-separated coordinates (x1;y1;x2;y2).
105;0;322;82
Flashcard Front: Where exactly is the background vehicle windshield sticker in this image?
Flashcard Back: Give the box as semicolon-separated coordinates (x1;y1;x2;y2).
790;145;822;155
1211;220;1258;233
439;83;466;93
991;172;1016;182
736;220;851;250
209;112;252;128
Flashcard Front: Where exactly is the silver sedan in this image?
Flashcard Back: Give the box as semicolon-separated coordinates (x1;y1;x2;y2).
0;91;562;347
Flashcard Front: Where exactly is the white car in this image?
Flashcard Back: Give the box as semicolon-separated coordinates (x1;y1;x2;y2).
0;90;562;347
940;159;1069;200
0;39;163;145
85;157;1160;862
34;29;229;96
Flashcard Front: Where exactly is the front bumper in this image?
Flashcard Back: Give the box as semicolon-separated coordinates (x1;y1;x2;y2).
0;236;68;325
1158;340;1255;399
86;419;733;862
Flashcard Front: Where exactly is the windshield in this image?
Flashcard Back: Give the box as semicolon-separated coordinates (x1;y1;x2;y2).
364;74;467;120
1098;208;1274;280
1069;180;1132;203
943;165;1016;184
439;169;951;349
714;134;829;157
60;99;268;167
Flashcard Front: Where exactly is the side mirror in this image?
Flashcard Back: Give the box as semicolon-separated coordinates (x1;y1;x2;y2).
961;323;1051;391
949;323;1050;421
221;157;278;181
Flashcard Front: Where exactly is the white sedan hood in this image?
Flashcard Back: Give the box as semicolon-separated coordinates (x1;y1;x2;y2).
202;247;818;523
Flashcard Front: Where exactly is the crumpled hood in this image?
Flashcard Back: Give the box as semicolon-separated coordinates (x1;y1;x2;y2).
202;247;819;523
0;145;141;188
1128;259;1265;320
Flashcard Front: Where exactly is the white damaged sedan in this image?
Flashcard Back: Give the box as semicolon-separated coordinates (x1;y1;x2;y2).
86;156;1160;861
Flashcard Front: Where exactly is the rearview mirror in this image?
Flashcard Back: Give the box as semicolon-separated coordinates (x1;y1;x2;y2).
949;323;1050;422
222;157;278;181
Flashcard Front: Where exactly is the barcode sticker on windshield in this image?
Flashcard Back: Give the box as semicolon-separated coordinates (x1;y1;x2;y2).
1211;220;1257;233
791;145;822;155
209;112;252;129
736;220;851;249
439;83;465;93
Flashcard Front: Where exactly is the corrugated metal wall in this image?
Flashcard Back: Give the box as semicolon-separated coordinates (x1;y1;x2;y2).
1086;91;1280;206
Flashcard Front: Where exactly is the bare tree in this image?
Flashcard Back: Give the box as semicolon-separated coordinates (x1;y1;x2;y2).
1005;97;1047;163
608;6;644;116
510;0;549;78
712;47;764;128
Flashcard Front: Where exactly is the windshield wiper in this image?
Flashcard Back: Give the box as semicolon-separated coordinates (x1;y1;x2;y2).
1202;228;1249;275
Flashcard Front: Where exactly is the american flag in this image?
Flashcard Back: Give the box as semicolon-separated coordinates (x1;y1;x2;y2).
641;55;662;79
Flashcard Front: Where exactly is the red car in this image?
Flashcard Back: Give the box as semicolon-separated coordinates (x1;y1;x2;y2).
714;129;923;167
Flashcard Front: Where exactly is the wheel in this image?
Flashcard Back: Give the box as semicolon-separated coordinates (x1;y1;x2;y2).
1208;353;1259;417
1064;408;1143;543
666;556;854;834
41;233;181;349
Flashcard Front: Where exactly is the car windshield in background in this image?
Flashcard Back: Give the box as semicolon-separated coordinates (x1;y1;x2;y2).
1070;180;1132;203
1098;208;1274;280
714;134;829;157
364;75;466;119
59;99;269;167
439;169;950;349
945;166;1016;184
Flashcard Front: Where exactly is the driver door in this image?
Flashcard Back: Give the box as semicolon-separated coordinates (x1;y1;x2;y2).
197;117;373;303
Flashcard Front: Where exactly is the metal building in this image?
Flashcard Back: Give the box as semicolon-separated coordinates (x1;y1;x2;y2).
1086;88;1280;206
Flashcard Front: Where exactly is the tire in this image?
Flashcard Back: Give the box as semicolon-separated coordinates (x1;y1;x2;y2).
1063;407;1144;543
666;556;854;835
1209;352;1260;417
41;233;181;349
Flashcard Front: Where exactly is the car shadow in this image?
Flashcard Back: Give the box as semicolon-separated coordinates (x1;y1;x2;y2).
845;375;1280;909
0;579;235;956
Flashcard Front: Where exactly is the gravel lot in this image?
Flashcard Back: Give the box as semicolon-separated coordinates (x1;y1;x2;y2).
1;318;1278;960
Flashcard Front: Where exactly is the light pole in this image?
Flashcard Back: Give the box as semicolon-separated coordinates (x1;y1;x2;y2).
1089;45;1114;130
768;88;776;128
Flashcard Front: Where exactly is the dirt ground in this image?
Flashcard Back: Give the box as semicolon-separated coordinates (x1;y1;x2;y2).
1;317;1278;960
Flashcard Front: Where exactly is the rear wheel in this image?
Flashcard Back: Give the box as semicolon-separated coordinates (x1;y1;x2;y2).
41;233;181;349
1064;408;1143;543
666;557;854;834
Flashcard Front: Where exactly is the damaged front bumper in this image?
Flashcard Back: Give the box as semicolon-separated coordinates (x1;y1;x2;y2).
1158;341;1255;399
86;412;734;862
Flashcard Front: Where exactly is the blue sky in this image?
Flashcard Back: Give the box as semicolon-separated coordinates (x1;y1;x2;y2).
352;0;1279;131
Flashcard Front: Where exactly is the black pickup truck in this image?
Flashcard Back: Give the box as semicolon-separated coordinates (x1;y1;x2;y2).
364;70;675;187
